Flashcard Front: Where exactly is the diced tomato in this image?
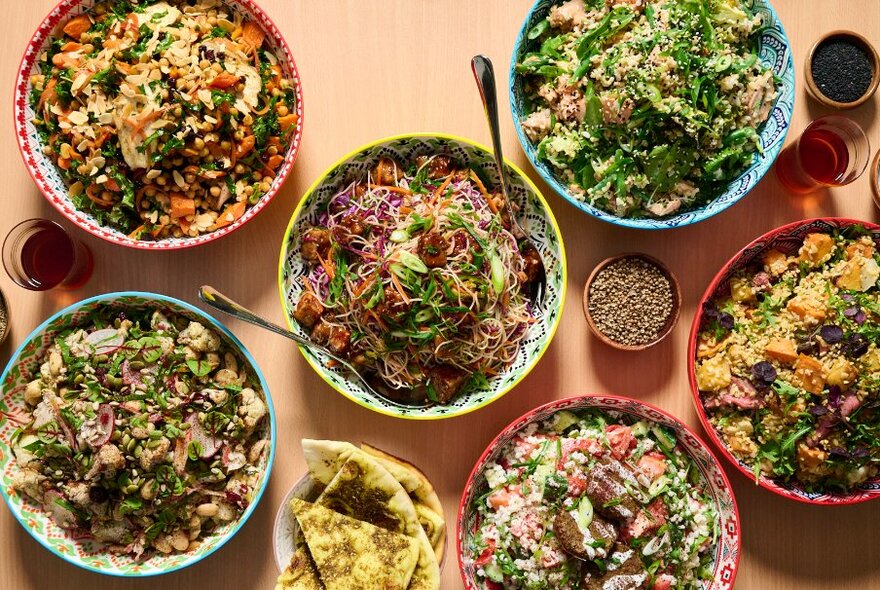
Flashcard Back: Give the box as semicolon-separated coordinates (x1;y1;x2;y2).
606;424;636;459
474;539;496;567
567;474;587;497
485;582;503;590
487;487;519;510
651;574;675;590
621;498;668;541
638;451;668;481
557;437;601;468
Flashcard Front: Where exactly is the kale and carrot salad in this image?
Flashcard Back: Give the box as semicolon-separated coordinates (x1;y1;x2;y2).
29;0;299;240
516;0;777;218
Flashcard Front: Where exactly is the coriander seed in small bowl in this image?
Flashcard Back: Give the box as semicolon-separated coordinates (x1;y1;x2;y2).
583;254;681;351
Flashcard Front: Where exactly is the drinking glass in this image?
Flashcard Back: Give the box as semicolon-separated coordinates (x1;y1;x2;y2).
3;219;94;291
775;115;870;194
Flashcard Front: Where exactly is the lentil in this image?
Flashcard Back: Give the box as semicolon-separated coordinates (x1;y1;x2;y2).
588;257;674;346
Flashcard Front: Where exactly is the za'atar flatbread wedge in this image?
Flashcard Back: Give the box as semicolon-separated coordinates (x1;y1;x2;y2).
291;498;419;590
274;546;323;590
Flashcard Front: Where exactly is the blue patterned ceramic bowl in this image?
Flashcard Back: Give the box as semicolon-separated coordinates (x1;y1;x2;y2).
510;0;795;230
278;134;567;420
0;293;276;576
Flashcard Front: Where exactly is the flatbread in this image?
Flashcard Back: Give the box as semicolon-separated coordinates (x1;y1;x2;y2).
306;443;441;590
274;546;324;590
301;439;360;485
360;443;447;561
291;498;419;590
414;503;446;558
359;444;444;516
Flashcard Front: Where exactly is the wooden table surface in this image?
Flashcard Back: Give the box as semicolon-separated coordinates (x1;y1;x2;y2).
2;1;880;588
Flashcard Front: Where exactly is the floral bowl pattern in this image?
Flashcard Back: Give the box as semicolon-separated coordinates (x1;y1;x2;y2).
457;394;741;589
0;292;276;576
13;0;304;250
688;218;880;504
278;133;567;420
510;0;795;230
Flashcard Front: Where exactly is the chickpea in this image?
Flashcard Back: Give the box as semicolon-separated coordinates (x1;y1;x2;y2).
234;164;245;174
209;186;221;197
277;104;289;116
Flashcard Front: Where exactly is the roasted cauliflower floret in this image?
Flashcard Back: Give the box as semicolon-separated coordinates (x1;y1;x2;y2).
177;321;221;353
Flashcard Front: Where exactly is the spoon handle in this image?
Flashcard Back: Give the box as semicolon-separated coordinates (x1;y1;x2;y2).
471;55;507;192
198;285;311;347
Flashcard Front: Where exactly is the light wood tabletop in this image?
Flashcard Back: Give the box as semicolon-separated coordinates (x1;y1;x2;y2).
1;1;880;589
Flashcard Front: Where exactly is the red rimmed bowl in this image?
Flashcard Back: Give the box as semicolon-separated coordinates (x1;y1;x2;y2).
457;395;741;590
14;0;304;250
688;218;880;504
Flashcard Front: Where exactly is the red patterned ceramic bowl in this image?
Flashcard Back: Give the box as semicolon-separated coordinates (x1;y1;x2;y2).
457;395;741;590
688;218;880;504
14;0;304;250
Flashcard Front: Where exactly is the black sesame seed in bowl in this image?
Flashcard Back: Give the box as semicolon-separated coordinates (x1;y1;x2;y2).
805;30;880;109
582;253;681;351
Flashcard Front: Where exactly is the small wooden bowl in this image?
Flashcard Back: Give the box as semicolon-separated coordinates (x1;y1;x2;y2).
582;253;681;351
871;149;880;211
805;30;880;109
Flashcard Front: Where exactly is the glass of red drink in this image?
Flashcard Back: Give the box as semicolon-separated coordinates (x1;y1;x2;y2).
2;219;94;291
775;115;870;194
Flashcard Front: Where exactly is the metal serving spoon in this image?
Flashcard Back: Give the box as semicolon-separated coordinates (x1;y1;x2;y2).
471;54;547;304
198;285;383;399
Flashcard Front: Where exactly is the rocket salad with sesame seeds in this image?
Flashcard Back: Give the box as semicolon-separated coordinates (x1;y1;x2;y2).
8;308;269;557
29;0;299;240
468;409;718;590
516;0;777;219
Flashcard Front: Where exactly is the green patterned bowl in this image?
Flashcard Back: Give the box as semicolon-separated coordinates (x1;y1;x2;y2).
0;293;276;576
278;133;567;420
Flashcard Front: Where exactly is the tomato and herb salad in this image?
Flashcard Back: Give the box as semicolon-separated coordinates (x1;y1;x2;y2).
468;409;718;589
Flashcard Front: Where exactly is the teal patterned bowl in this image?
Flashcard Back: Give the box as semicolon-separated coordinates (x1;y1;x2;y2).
510;0;795;229
278;133;567;420
0;293;276;576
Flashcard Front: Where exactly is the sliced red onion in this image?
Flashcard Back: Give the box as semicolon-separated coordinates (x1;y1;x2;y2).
85;328;124;355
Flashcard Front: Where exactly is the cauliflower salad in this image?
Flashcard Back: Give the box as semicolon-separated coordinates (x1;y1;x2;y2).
10;308;270;557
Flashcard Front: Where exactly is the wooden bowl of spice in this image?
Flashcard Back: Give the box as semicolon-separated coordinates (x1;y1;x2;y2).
583;253;681;351
805;30;879;109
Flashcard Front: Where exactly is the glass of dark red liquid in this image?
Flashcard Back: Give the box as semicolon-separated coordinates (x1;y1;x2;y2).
3;219;94;291
775;115;870;194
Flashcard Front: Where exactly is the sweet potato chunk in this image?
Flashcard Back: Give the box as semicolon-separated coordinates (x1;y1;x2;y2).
786;295;827;323
798;233;834;266
794;354;825;394
764;338;798;363
762;249;789;276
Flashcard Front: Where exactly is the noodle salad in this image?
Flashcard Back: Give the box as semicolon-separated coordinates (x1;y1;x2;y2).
292;155;544;406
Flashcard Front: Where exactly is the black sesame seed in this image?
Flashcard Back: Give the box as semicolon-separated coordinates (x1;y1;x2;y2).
811;38;874;104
